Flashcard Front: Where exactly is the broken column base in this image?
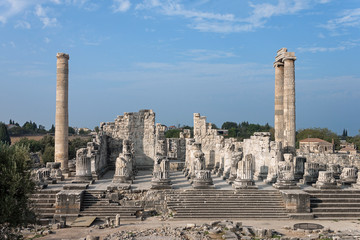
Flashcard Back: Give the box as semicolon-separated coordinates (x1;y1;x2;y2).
192;178;215;189
226;176;236;184
150;178;172;189
273;180;299;190
312;182;340;189
300;176;317;185
264;175;277;184
352;183;360;189
233;179;258;189
112;176;133;184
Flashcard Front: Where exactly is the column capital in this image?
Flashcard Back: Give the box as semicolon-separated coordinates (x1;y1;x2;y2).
273;61;284;68
56;52;69;60
282;52;296;62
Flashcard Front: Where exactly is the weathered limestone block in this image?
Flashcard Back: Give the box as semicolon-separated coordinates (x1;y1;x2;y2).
294;157;306;181
352;172;360;189
184;138;195;176
233;154;257;189
242;132;272;180
192;170;214;189
302;162;320;184
273;154;299;189
223;141;236;179
227;149;243;184
280;190;311;215
32;169;48;189
340;167;357;184
55;190;84;222
180;129;191;138
75;148;92;181
327;163;342;179
151;140;172;189
264;141;281;184
47;162;64;182
313;171;339;189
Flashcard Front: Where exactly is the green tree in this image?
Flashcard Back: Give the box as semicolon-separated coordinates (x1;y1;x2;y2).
94;126;99;133
48;124;55;134
68;137;91;160
79;129;90;135
42;146;54;164
221;122;238;130
68;126;76;135
165;129;181;138
0;123;11;145
15;138;42;153
0;143;35;229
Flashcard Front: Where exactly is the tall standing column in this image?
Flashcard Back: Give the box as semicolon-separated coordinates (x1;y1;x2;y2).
274;62;284;143
282;52;296;153
55;53;69;173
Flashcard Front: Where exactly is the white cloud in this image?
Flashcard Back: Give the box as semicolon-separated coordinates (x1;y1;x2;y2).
320;8;360;31
135;0;332;33
44;37;50;43
14;20;31;29
183;49;236;61
297;39;360;53
112;0;131;13
35;4;58;28
0;0;31;24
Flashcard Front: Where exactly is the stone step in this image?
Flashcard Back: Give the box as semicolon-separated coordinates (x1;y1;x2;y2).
81;206;143;212
38;218;53;225
311;203;360;208
167;201;284;205
171;205;287;209
29;199;56;203
36;208;56;214
80;212;137;217
313;213;360;219
310;198;360;203
167;196;283;200
174;208;288;215
306;190;360;194
167;193;280;196
173;213;289;218
311;208;360;213
31;203;54;208
309;194;360;198
31;194;57;198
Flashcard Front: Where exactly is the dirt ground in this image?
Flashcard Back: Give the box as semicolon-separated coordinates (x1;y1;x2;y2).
31;217;360;240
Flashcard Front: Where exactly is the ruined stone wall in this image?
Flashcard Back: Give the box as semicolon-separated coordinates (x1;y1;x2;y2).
193;113;225;169
242;132;280;180
167;138;186;161
298;152;360;168
102;110;156;169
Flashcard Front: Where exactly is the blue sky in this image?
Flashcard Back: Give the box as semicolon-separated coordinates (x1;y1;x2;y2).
0;0;359;135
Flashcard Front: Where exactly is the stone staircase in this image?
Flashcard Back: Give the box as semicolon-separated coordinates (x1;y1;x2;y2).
79;190;143;221
29;190;59;225
307;189;360;219
165;189;289;219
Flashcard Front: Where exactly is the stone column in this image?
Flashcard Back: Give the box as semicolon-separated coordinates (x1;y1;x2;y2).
274;62;284;143
55;53;69;173
233;154;257;189
282;52;296;153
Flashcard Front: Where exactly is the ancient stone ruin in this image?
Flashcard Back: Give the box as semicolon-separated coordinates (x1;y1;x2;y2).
29;50;360;231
